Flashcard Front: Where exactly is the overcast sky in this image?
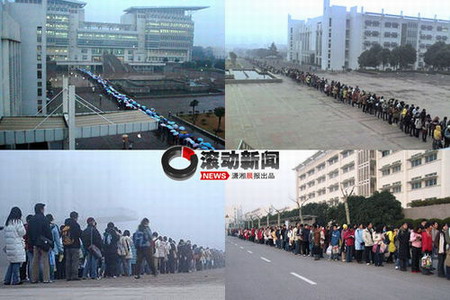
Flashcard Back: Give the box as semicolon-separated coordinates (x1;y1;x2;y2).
81;0;224;48
226;0;450;48
0;151;224;251
226;150;317;216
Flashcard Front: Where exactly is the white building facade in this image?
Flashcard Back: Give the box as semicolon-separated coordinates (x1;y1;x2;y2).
294;150;377;206
288;0;450;70
0;2;22;117
377;150;450;207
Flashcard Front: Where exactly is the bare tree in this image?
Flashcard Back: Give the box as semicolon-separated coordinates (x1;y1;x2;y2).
340;184;355;225
289;195;310;224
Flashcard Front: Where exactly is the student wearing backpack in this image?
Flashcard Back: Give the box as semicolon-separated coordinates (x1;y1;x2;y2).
81;217;103;280
133;218;156;279
63;211;82;281
46;214;63;281
103;222;120;278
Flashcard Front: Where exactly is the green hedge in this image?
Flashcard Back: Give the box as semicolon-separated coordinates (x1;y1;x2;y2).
408;197;450;208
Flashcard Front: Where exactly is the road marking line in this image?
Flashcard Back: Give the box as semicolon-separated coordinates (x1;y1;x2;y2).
240;246;244;249
247;250;253;254
260;257;271;263
290;272;317;285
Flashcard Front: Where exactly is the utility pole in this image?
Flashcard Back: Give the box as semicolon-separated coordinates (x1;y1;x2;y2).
340;184;355;225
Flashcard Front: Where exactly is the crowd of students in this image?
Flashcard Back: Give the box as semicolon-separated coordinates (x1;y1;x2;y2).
230;219;450;279
2;204;224;285
249;59;450;149
77;69;216;150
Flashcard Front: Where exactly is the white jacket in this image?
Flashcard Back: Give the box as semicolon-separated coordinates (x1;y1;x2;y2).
4;220;26;263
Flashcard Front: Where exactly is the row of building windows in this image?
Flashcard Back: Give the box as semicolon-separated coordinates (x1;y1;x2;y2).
365;21;400;28
78;33;138;40
299;153;355;180
411;178;437;189
411;152;437;168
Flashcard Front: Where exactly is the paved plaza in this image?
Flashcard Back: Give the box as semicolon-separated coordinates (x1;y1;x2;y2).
0;269;224;300
226;73;442;149
226;237;449;300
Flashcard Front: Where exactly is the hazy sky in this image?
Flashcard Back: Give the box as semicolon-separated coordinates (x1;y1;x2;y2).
226;150;317;216
81;0;224;48
226;0;450;48
0;151;224;251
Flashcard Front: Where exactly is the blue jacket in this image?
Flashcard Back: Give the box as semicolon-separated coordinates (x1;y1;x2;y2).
355;228;365;250
330;230;340;246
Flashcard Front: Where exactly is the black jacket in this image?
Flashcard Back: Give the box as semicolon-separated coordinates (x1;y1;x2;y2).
28;213;52;247
64;218;82;249
81;225;103;251
397;228;410;260
103;228;120;255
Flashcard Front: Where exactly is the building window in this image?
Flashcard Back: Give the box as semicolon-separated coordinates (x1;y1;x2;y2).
382;169;390;176
411;158;422;167
37;82;42;87
425;178;437;187
392;165;401;173
37;70;42;79
411;182;422;190
37;88;42;96
392;185;401;193
37;64;42;70
425;153;437;163
381;150;390;157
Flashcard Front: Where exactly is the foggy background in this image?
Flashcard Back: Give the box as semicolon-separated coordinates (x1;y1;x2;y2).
226;150;317;214
0;151;224;269
226;0;450;48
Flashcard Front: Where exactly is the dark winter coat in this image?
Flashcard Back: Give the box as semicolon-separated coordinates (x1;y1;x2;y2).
397;228;410;260
28;213;52;247
81;225;103;251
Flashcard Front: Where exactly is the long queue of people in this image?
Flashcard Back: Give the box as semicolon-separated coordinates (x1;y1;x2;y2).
249;59;450;149
77;69;216;150
230;220;450;280
2;204;225;285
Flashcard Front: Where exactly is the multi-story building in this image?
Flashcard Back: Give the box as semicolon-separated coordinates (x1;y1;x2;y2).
0;2;22;117
376;150;450;207
294;150;377;206
288;0;450;70
1;0;206;115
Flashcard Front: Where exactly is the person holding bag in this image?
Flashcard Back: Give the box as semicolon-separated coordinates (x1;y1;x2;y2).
81;217;103;279
28;203;53;284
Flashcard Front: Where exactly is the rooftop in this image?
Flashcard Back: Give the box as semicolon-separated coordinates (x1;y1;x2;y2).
124;6;208;13
48;0;87;8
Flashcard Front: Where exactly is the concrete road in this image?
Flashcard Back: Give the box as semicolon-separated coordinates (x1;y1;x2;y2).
225;237;449;300
0;268;224;300
226;76;434;150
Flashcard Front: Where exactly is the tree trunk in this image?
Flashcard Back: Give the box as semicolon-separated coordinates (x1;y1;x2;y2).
344;199;351;225
217;116;222;132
